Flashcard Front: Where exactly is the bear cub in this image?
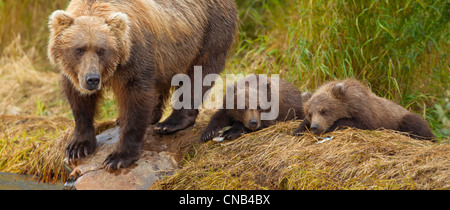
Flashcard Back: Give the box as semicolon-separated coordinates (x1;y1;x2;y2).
293;79;435;140
202;75;310;141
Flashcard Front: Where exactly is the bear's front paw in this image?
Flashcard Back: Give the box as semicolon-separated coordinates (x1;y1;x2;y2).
65;135;96;165
103;151;140;171
201;129;218;142
293;126;307;136
221;129;242;140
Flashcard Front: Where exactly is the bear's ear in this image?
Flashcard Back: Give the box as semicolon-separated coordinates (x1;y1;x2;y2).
49;10;74;34
106;13;130;37
302;92;312;101
106;13;131;63
332;82;346;98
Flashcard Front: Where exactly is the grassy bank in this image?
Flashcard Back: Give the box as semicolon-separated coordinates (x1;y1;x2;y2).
0;0;449;183
150;122;450;190
0;116;72;183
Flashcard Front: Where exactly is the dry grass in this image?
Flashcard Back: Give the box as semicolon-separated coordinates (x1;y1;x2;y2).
0;115;116;183
151;121;450;190
1;112;448;188
0;36;69;117
0;115;72;183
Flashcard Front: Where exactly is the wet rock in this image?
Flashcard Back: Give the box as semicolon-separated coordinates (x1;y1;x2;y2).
65;126;178;190
74;151;176;190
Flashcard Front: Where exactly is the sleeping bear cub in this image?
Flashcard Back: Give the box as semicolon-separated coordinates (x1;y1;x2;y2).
293;79;435;140
202;75;310;141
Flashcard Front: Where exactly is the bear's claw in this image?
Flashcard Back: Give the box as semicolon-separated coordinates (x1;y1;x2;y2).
201;130;217;142
65;139;96;165
293;129;306;136
103;152;139;171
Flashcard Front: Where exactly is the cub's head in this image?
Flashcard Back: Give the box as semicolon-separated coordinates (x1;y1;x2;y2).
229;108;262;131
304;82;351;135
48;11;131;94
228;76;273;131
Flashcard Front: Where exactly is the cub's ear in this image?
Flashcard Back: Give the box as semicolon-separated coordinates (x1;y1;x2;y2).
332;82;346;98
49;10;74;34
106;12;131;63
302;92;312;102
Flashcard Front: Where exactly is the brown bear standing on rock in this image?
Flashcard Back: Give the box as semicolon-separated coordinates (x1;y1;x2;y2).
202;75;310;141
48;0;238;170
293;79;435;140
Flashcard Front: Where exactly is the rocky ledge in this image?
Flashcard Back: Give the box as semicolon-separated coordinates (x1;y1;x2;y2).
64;124;203;190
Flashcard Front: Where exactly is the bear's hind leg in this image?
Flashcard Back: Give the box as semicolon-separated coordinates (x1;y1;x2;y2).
155;51;229;135
154;10;236;135
149;85;170;125
398;113;435;140
154;108;198;135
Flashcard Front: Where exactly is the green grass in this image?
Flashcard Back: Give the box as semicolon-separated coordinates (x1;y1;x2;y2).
0;0;67;70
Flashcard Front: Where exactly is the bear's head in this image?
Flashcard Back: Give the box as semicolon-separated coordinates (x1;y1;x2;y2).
48;10;131;95
304;82;351;135
228;75;273;131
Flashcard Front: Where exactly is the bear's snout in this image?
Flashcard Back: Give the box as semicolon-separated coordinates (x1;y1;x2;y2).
249;119;258;130
310;124;320;134
85;74;101;90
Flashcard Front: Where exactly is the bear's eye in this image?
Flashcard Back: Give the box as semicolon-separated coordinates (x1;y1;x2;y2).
97;49;105;57
75;48;85;56
308;113;312;118
320;110;327;115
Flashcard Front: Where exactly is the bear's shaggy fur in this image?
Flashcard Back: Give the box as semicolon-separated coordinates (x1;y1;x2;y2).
202;75;309;141
293;79;435;140
48;0;238;170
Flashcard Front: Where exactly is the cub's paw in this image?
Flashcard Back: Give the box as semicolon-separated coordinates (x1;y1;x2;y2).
201;129;218;142
103;151;140;171
293;126;308;136
65;134;96;165
221;129;242;140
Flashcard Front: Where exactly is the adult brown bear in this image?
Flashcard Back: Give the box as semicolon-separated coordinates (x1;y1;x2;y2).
48;0;238;170
293;79;435;140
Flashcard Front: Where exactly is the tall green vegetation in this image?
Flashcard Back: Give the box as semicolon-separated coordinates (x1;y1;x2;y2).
0;0;67;68
0;0;448;138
